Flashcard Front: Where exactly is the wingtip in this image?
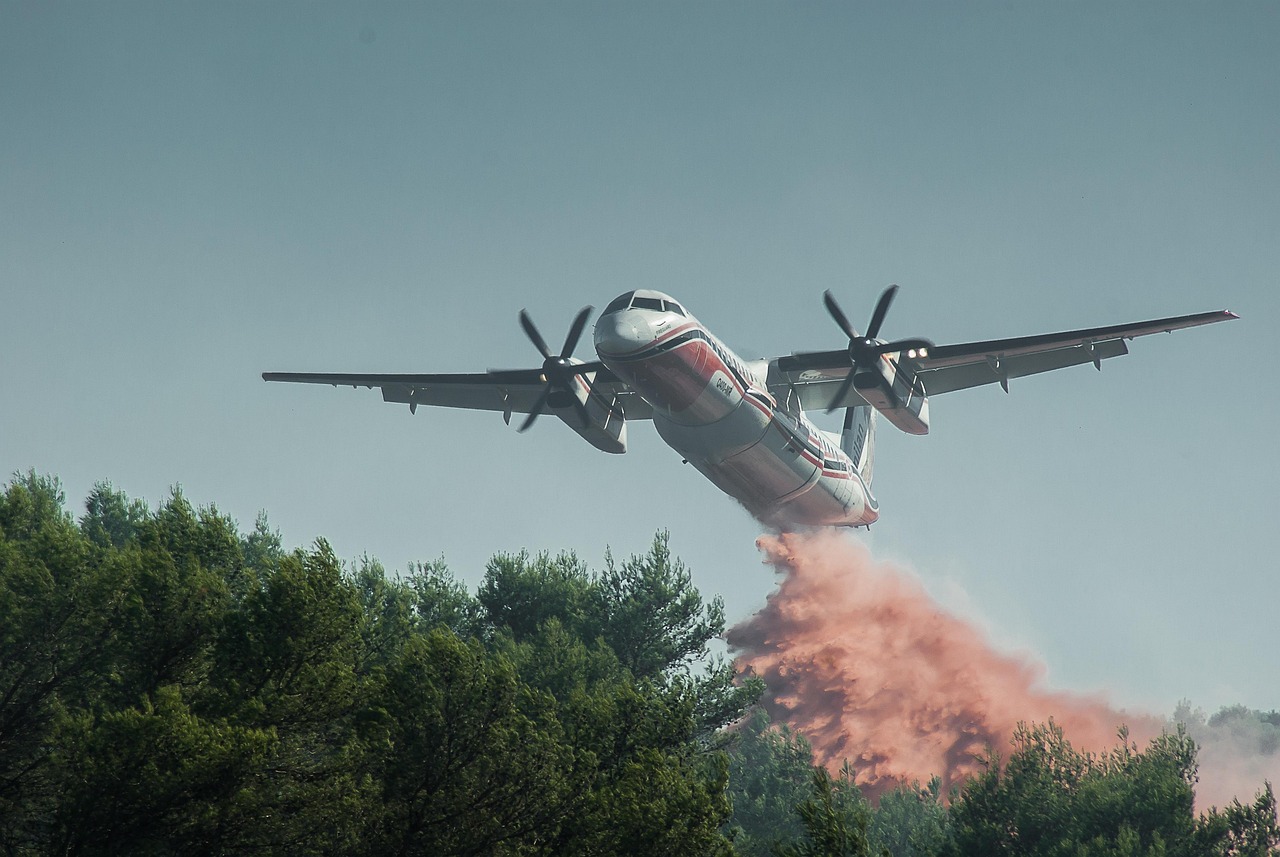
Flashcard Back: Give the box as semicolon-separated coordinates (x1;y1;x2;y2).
1223;309;1240;320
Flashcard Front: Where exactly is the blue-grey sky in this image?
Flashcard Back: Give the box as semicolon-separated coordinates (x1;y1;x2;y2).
3;2;1277;714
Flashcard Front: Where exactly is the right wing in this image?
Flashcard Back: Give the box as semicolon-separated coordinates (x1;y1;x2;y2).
772;309;1237;408
261;368;655;420
913;309;1238;394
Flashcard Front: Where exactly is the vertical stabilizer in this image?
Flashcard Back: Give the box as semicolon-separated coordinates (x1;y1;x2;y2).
841;405;875;488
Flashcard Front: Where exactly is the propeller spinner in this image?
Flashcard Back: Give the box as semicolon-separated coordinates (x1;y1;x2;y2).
515;306;597;432
822;285;933;413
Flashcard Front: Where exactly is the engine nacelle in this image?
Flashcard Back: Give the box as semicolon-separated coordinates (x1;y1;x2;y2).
548;374;629;453
853;360;930;436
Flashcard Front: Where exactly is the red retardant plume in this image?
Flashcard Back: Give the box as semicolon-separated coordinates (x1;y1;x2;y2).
728;530;1159;800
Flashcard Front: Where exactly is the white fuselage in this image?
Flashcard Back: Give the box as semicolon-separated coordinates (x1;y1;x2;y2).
594;295;878;528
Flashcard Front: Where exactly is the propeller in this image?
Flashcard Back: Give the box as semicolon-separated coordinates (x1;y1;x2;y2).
822;285;934;413
515;305;597;432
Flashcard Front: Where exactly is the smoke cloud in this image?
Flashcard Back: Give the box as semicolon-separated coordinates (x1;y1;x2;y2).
727;530;1160;800
1175;703;1280;809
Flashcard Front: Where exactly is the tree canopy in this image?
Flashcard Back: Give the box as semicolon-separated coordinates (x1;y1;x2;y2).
0;473;756;855
0;471;1275;856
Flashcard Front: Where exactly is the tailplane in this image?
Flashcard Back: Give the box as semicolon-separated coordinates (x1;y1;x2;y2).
841;405;875;488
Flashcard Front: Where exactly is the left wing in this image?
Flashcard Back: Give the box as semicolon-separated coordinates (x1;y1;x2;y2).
262;368;655;420
771;309;1237;411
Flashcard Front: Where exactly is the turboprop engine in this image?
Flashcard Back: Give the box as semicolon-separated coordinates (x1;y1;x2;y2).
850;359;930;436
508;307;628;453
821;286;931;436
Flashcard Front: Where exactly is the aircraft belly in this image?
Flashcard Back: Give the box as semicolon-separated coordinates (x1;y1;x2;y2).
654;402;768;468
655;404;815;510
765;471;875;528
712;422;819;508
659;416;873;530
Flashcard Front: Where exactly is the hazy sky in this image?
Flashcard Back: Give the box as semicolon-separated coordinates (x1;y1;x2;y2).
3;2;1277;714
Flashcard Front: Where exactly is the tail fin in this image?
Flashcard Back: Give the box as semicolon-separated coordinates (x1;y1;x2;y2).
841;405;875;488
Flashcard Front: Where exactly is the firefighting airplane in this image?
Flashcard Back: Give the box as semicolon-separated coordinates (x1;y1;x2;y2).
264;287;1236;528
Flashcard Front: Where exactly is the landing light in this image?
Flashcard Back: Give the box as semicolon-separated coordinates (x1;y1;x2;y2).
908;348;929;359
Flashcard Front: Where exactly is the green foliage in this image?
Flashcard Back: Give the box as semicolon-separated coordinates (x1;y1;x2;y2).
46;686;275;855
726;708;818;855
80;480;149;549
869;778;949;857
940;721;1280;857
1193;785;1280;857
408;556;480;635
775;764;875;857
374;628;578;855
596;532;725;679
3;472;1276;856
0;475;744;856
1;472;130;847
479;548;595;643
241;509;283;572
477;532;760;738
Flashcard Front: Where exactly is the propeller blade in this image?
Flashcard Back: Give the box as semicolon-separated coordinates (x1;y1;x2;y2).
519;310;552;359
518;388;550;432
865;285;898;340
560;305;593;359
825;372;858;414
816;285;928;415
823;291;859;342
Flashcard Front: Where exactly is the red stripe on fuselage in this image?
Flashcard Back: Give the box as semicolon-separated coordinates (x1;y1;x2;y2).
605;323;766;420
636;337;730;414
598;321;700;360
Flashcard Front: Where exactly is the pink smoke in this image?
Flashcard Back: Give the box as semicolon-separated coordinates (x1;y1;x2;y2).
727;530;1160;799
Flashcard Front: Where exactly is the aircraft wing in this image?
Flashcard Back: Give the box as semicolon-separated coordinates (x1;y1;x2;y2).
262;367;655;420
772;309;1237;409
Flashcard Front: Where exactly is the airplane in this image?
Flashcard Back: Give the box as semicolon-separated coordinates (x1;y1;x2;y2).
263;287;1236;529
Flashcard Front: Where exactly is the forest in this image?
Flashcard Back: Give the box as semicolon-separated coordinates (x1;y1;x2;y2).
1;470;1277;856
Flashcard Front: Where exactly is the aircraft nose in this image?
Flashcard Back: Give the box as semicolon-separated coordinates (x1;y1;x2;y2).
594;310;655;358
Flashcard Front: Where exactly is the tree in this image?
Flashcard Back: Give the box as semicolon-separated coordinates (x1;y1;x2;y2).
596;531;725;680
478;549;595;643
406;557;479;635
373;628;579;856
943;722;1202;857
0;472;128;850
80;480;148;549
775;764;875;857
2;472;889;855
1192;785;1280;857
726;708;818;856
241;510;283;573
869;778;949;857
44;686;274;856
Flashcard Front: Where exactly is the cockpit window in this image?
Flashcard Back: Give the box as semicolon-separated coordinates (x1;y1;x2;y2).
605;293;687;316
604;292;634;314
